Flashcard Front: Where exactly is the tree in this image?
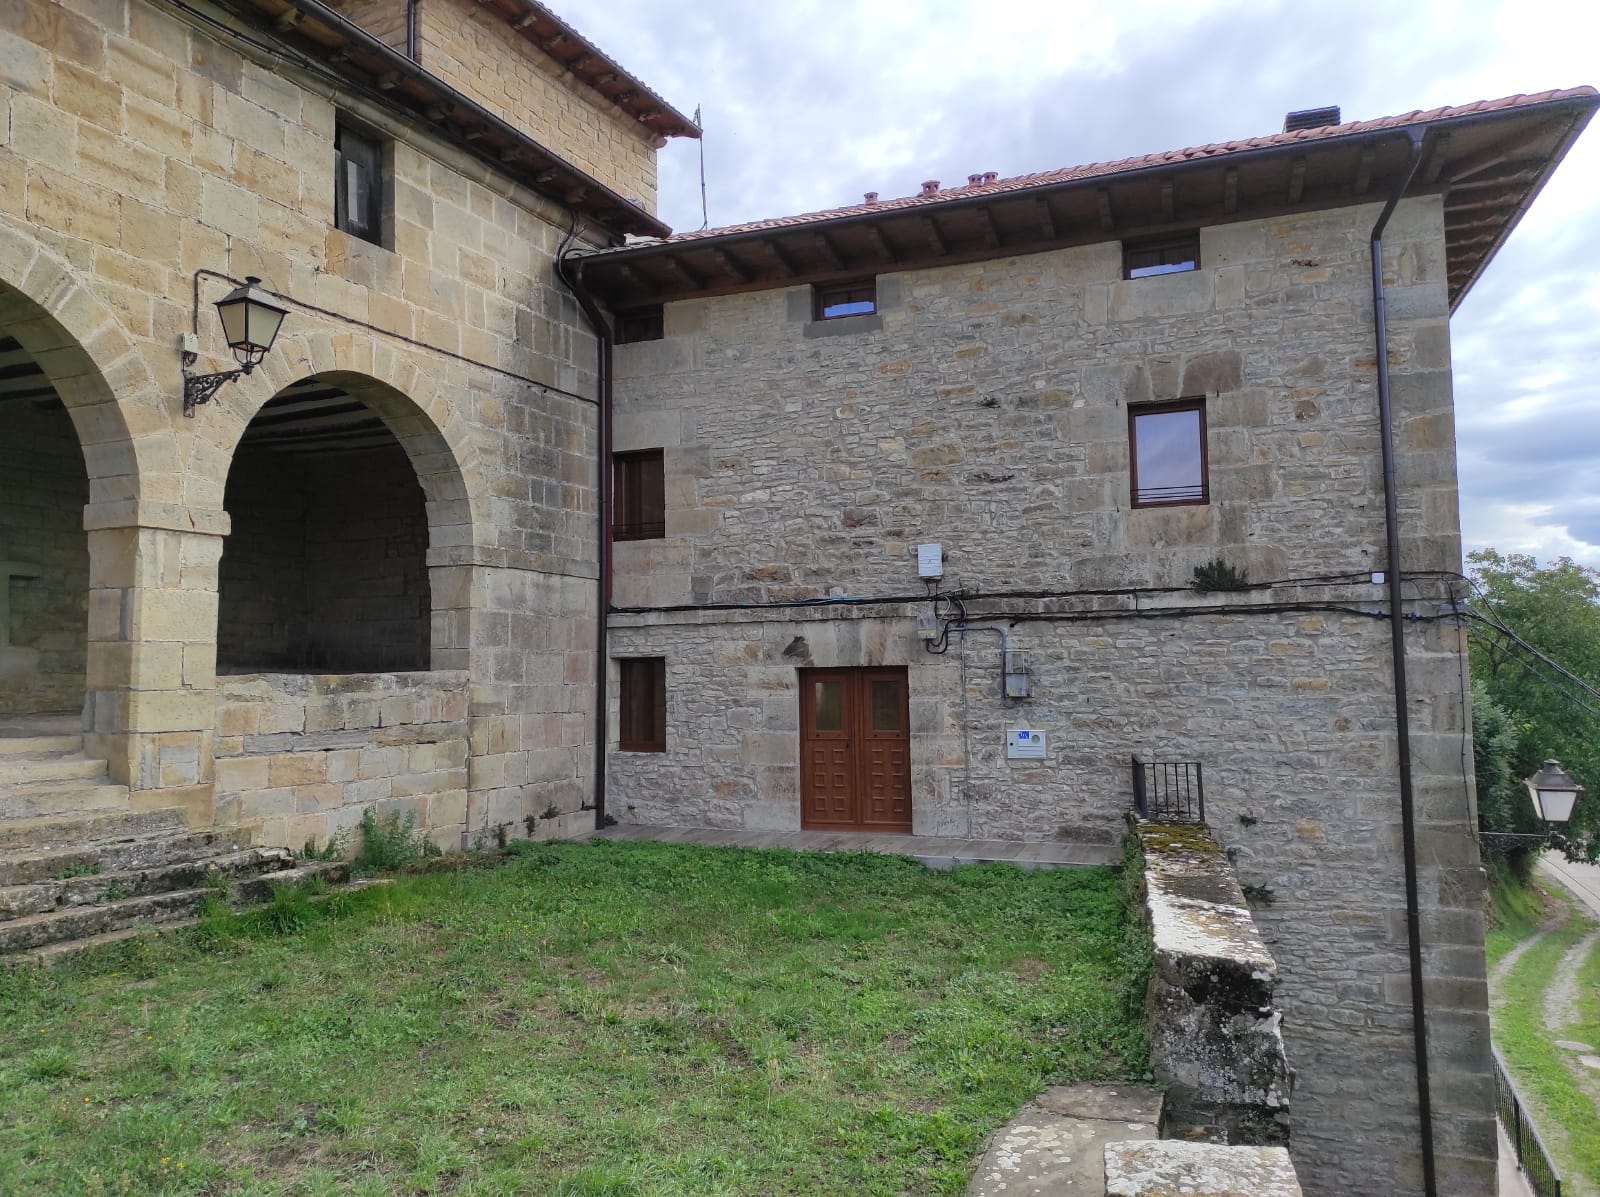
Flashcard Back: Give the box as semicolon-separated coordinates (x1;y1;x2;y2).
1467;549;1600;863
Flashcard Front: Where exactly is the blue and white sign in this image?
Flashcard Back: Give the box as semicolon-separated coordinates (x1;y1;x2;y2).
1006;728;1047;760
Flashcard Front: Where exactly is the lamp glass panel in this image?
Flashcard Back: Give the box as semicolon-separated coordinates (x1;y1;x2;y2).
244;301;286;352
1539;789;1578;824
216;297;248;348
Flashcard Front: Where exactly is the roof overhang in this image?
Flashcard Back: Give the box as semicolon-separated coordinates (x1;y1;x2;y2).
476;1;699;141
569;89;1598;312
204;0;672;238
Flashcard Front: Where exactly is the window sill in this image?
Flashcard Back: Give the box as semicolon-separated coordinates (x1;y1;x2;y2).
617;743;666;754
803;313;883;339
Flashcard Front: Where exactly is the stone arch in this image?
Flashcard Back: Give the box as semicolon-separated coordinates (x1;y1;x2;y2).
214;361;482;674
0;227;166;505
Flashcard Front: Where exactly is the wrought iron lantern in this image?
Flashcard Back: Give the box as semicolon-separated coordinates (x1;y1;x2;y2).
1525;759;1584;828
182;276;288;417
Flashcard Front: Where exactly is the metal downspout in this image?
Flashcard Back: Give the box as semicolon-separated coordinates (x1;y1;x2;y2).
406;0;418;60
1371;128;1436;1197
557;252;613;832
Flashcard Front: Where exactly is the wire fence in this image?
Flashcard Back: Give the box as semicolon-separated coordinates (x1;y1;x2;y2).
1494;1046;1563;1197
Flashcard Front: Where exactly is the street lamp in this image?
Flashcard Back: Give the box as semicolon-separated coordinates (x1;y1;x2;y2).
1525;759;1584;829
182;276;288;417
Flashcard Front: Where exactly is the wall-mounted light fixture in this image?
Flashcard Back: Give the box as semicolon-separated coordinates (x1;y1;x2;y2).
181;276;288;417
1526;759;1584;830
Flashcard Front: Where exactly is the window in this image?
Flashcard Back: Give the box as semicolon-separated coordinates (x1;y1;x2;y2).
613;449;665;540
616;306;664;344
335;122;384;245
619;657;666;752
814;278;877;320
1130;398;1208;507
1124;233;1200;279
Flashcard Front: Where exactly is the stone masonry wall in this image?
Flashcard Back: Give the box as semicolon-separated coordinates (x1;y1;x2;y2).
214;671;468;852
0;398;89;714
332;0;661;213
607;196;1490;1196
1;0;612;835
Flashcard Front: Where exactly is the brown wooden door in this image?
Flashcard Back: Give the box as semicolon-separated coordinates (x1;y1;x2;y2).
800;667;911;831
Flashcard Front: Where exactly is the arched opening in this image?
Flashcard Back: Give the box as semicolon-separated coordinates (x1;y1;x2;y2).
0;316;91;718
218;376;433;673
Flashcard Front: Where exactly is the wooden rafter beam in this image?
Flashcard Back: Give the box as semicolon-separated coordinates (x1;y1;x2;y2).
1353;143;1376;196
861;222;895;263
1160;178;1174;222
1222;167;1238;215
1097;188;1114;232
975;205;1000;249
767;240;800;277
711;247;752;283
813;233;844;272
660;256;705;290
1446;142;1532;184
1287;157;1306;204
921;214;948;254
1036;196;1058;240
1419;131;1450;185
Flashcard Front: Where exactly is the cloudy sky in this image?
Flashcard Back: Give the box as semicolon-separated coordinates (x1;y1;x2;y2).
554;0;1600;570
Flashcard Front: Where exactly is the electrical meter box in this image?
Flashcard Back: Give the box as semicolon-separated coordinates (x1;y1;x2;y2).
1006;729;1046;760
917;543;943;579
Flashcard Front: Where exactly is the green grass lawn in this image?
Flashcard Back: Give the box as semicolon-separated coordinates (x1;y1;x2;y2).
0;841;1147;1196
1488;871;1600;1190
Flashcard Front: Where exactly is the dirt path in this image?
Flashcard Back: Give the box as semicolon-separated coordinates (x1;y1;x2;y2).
1534;859;1600;1142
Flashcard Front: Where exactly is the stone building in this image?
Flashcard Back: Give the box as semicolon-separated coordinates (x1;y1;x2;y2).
0;1;1595;1194
567;91;1599;1197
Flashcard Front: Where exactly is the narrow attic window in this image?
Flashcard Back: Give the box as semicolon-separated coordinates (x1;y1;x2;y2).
334;121;386;247
616;306;665;344
814;278;877;320
1124;233;1200;279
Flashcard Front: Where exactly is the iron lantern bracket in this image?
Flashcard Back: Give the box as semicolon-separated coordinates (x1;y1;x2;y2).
181;352;253;417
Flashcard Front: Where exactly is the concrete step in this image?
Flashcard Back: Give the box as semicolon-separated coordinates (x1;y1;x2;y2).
0;807;188;851
0;887;215;954
0;735;86;758
0;782;129;820
0;847;294;919
0;828;252;887
0;755;108;785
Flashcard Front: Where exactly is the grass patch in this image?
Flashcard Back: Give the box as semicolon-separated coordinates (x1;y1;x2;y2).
1493;888;1600;1188
1485;859;1548;971
0;841;1145;1196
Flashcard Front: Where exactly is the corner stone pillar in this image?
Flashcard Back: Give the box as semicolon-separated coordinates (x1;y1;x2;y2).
84;501;229;827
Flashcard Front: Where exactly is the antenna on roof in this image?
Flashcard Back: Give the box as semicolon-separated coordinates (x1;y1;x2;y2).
695;104;708;231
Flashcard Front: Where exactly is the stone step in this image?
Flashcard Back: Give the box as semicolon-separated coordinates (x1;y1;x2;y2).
0;887;214;954
0;755;109;785
0;847;294;920
0;828;252;888
0;734;86;758
0;807;188;851
0;782;129;820
232;860;350;902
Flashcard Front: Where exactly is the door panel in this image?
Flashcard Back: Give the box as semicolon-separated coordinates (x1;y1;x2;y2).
800;668;911;832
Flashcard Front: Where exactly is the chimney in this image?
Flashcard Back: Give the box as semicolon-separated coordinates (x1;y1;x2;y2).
920;180;940;196
1283;105;1341;133
967;173;984;187
981;171;998;185
863;192;878;205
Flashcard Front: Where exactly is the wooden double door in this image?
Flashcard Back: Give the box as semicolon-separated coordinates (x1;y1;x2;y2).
799;667;912;832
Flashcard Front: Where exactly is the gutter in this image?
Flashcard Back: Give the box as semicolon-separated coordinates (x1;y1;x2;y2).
555;247;614;832
1370;127;1437;1197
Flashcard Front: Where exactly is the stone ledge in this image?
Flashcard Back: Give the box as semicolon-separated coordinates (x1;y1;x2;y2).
1104;1141;1302;1196
1134;821;1291;1145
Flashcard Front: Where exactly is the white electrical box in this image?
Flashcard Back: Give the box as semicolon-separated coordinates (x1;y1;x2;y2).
917;543;943;579
1006;729;1046;760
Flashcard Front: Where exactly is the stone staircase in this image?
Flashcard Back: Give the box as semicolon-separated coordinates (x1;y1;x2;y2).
0;716;347;965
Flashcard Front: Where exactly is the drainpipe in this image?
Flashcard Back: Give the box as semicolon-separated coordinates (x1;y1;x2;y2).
406;0;418;60
1371;127;1436;1197
556;248;613;832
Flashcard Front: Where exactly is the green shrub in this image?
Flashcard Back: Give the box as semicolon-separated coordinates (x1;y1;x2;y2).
352;807;440;874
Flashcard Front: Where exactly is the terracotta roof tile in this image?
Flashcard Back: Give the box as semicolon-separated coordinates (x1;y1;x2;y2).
614;87;1596;247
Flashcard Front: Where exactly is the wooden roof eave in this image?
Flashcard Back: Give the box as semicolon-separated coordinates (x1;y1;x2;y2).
219;0;670;239
570;94;1599;307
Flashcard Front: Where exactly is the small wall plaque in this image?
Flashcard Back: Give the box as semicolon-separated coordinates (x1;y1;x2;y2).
1006;728;1046;760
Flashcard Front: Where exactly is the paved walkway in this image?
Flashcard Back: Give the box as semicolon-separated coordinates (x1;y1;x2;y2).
1542;856;1600;920
593;824;1121;869
965;1082;1161;1195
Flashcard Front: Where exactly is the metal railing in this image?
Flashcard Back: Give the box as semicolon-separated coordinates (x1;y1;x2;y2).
1494;1046;1562;1197
1131;756;1205;824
